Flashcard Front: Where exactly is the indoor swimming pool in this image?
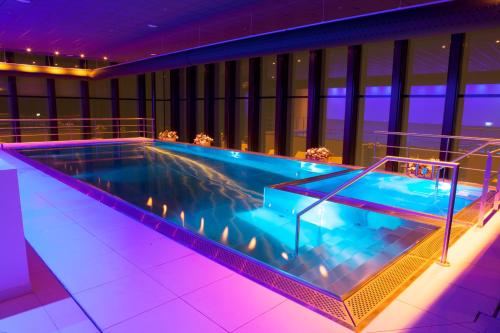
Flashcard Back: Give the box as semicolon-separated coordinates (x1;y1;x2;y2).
12;141;481;300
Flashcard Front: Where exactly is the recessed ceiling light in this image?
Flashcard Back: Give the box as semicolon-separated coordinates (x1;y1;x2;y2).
26;47;32;52
54;51;60;55
441;45;446;49
150;53;157;56
80;54;85;58
103;56;108;60
496;40;500;44
147;24;158;28
32;61;36;64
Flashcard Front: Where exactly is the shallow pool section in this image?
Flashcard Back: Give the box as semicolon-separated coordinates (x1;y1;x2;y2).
290;170;481;217
17;141;442;298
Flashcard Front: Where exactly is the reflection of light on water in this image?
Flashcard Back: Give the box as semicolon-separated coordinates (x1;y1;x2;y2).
221;226;229;243
106;180;111;189
319;265;328;278
291;209;295;215
281;252;289;261
199;217;204;234
97;177;101;185
247;237;257;251
162;204;168;217
146;197;153;207
180;211;185;227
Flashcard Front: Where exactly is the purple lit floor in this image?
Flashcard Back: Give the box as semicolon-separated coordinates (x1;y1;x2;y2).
0;149;499;333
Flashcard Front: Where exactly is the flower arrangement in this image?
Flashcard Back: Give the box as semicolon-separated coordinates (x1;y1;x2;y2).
158;130;179;142
406;158;438;179
194;133;214;146
305;147;331;161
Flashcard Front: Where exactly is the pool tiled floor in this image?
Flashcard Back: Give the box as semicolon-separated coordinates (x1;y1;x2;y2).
0;148;499;332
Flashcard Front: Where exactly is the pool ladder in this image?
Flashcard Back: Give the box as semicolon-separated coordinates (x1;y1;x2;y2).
294;156;460;266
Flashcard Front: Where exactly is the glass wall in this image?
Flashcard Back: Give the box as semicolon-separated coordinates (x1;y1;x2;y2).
55;78;82;140
403;34;450;159
155;71;171;135
196;65;205;134
289;51;309;157
456;28;500;182
118;75;138;138
89;79;112;139
356;41;394;166
16;76;50;141
0;76;11;142
214;62;225;147
260;55;276;154
236;59;249;150
321;46;348;163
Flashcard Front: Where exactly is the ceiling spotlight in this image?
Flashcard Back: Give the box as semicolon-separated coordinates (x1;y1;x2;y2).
103;56;108;60
80;54;85;58
55;63;58;66
32;61;36;64
496;40;500;44
26;47;32;52
54;51;60;55
147;24;159;28
297;59;301;63
441;45;446;49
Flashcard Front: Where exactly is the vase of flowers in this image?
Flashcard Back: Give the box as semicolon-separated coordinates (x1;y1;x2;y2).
158;130;179;142
194;133;214;146
305;147;331;162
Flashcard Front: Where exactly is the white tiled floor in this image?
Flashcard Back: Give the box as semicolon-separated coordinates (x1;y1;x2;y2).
0;149;499;333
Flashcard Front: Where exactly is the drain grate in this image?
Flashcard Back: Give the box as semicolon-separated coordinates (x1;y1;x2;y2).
345;255;426;324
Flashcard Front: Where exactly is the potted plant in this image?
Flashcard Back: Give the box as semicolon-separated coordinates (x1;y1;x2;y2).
305;147;331;162
194;133;214;146
158;130;179;142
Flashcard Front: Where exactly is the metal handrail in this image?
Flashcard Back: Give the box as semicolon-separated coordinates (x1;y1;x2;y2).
0;117;154;122
373;130;500;142
0;117;155;143
294;156;460;265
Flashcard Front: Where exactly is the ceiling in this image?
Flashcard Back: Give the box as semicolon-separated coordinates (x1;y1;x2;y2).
0;0;448;63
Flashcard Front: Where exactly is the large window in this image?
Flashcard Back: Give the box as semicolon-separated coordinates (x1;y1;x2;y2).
261;55;276;154
214;62;225;147
89;79;112;139
196;65;205;134
236;59;249;150
289;51;309;157
403;35;450;159
356;41;394;166
55;78;82;140
0;76;11;142
16;76;50;142
321;47;348;162
155;71;171;135
456;28;500;182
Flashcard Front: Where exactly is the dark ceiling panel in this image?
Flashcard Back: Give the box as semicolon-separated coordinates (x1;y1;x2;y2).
0;0;449;62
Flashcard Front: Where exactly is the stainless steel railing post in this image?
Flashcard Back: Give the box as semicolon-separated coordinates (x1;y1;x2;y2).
478;152;493;226
439;164;459;266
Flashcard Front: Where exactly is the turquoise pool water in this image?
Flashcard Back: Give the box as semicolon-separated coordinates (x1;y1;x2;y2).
18;141;468;297
294;169;482;217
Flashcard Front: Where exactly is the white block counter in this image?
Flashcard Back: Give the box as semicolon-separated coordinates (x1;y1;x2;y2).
0;158;31;301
